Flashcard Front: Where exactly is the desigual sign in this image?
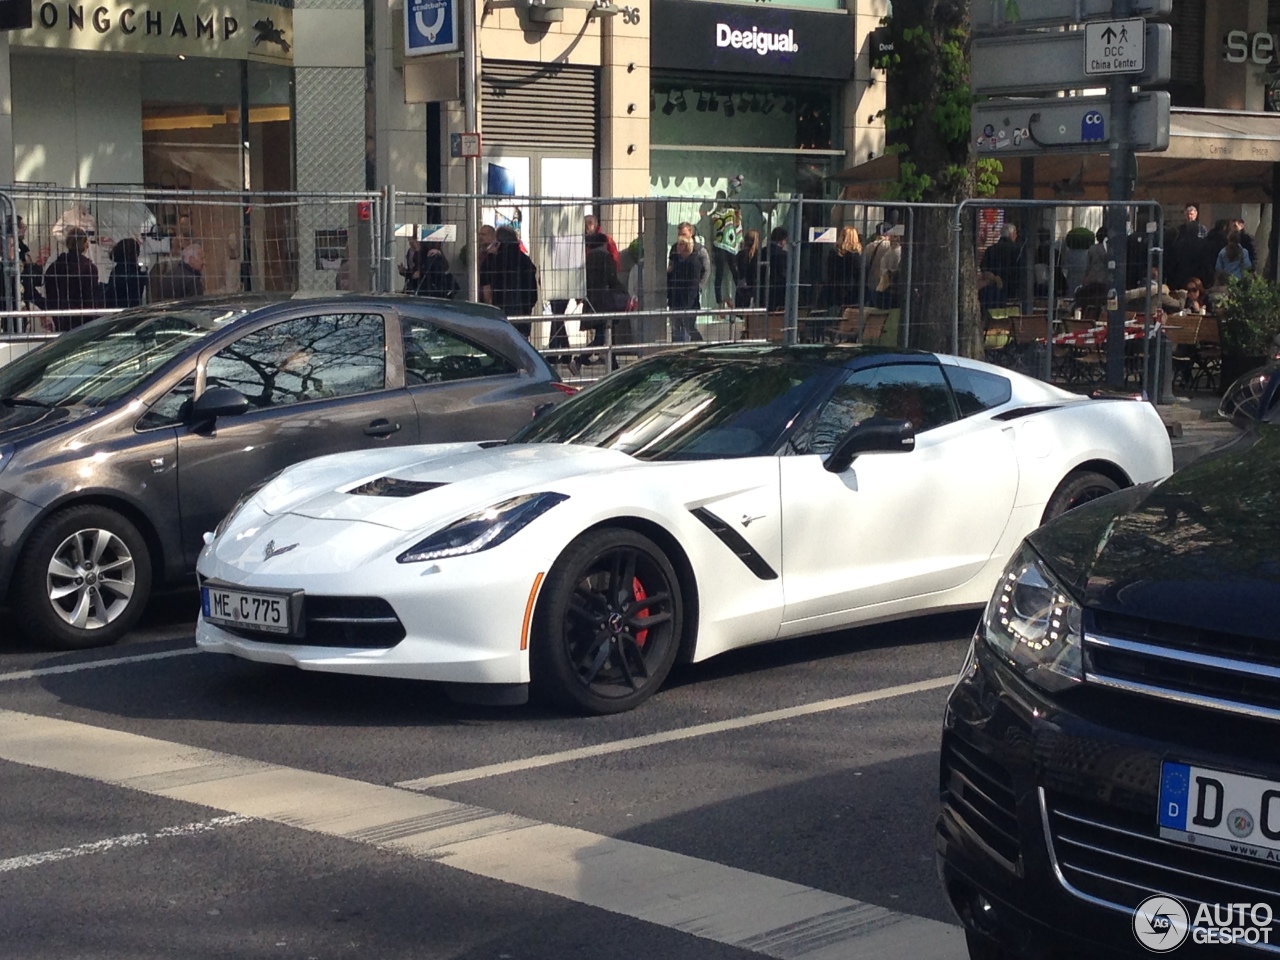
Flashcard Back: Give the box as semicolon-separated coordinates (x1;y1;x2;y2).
715;24;799;56
12;1;293;63
652;0;852;80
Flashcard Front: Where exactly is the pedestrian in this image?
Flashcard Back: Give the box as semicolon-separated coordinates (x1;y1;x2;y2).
481;225;539;337
864;223;899;308
1167;202;1207;290
43;227;101;328
105;238;148;309
667;235;703;342
583;214;620;271
1215;231;1253;281
667;221;710;308
414;241;460;298
823;226;863;309
1083;226;1112;287
398;236;423;293
1231;217;1257;268
980;223;1023;306
572;230;629;374
149;243;205;301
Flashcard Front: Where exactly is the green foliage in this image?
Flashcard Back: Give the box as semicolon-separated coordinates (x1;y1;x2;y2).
1217;274;1280;358
975;159;1002;198
886;159;934;202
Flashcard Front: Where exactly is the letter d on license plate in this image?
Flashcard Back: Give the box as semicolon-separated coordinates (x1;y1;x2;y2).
1160;761;1280;862
201;584;294;634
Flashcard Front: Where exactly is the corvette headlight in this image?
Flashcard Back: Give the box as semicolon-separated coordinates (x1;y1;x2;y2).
397;492;568;564
981;542;1084;692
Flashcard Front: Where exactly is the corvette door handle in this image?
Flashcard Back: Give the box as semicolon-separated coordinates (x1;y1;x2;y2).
365;419;401;437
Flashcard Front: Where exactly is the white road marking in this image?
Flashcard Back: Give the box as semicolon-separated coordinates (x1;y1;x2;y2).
0;647;200;683
0;709;962;959
397;675;955;789
0;815;251;873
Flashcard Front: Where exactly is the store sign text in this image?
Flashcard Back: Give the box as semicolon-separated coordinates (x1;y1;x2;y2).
35;4;240;40
715;23;799;55
1224;30;1280;64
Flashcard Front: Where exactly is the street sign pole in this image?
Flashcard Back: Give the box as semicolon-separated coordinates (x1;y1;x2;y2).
1106;0;1135;389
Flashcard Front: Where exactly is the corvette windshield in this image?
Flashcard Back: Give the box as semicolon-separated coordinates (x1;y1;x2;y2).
0;306;245;408
511;353;836;459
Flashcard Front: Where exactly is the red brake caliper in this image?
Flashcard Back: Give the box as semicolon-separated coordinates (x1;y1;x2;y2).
632;577;649;647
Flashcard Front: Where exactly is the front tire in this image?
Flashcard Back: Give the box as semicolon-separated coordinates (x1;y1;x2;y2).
532;528;683;715
15;505;153;650
1041;470;1120;523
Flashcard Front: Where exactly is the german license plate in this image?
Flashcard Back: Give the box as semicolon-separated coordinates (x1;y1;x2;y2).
1159;761;1280;863
201;585;293;634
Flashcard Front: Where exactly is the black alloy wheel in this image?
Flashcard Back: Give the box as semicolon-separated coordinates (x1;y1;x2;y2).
1041;469;1121;523
533;528;683;715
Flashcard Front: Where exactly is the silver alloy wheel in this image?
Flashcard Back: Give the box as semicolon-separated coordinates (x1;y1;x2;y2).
45;527;137;630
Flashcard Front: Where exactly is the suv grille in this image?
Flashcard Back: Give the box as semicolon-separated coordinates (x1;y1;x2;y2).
1043;788;1280;949
1085;613;1280;722
941;733;1021;869
222;596;406;649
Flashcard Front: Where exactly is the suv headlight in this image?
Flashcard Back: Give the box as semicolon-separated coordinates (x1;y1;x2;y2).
981;542;1084;692
397;492;567;564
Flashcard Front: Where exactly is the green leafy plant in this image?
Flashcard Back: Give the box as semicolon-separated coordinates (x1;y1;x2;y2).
1216;274;1280;358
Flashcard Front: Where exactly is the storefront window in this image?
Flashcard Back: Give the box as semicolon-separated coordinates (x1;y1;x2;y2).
650;78;839;203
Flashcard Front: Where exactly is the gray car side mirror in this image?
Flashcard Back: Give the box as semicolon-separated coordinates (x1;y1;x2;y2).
189;385;251;422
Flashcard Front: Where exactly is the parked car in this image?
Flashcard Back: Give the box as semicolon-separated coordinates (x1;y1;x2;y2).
196;345;1172;714
0;294;570;650
937;368;1280;958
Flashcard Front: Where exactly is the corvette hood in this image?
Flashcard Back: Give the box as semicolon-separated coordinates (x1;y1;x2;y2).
259;442;639;532
1029;426;1280;641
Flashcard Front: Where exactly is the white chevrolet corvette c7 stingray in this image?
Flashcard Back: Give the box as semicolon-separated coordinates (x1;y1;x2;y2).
196;345;1173;713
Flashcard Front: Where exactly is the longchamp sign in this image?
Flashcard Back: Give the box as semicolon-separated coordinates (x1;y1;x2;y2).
12;1;293;63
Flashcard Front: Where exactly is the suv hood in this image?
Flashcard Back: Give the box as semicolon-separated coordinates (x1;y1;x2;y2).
1029;426;1280;640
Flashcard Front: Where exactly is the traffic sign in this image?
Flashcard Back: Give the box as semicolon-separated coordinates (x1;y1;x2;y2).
405;0;460;57
973;92;1171;157
972;22;1170;96
972;0;1171;32
1085;18;1145;75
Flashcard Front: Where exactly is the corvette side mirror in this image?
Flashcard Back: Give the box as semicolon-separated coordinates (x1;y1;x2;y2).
824;417;915;474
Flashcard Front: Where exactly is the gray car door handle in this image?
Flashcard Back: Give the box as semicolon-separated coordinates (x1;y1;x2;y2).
365;419;401;437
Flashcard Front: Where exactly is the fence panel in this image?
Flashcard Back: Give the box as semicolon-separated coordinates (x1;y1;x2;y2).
3;185;383;335
389;192;782;382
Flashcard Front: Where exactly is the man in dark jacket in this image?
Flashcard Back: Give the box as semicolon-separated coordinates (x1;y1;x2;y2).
480;226;538;337
43;227;101;328
980;223;1023;303
150;244;206;301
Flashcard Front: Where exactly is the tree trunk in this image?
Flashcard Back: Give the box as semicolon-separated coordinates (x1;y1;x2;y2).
885;0;984;356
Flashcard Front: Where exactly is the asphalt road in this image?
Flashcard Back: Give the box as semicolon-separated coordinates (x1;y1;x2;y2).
0;593;976;960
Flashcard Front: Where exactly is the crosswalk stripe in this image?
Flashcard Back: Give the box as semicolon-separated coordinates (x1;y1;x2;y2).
0;708;962;959
0;647;200;682
0;815;251;873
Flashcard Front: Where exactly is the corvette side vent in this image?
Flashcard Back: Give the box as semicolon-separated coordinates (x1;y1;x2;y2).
689;507;778;580
347;477;448;498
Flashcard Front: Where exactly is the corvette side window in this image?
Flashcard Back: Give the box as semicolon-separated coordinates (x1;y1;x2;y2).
805;364;957;454
944;366;1012;417
401;318;516;385
205;314;386;409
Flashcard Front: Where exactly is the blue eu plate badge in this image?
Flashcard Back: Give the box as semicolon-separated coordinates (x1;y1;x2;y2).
405;0;460;57
1159;760;1280;863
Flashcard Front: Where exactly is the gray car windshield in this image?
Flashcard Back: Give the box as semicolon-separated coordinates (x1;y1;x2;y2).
510;353;836;459
0;307;245;408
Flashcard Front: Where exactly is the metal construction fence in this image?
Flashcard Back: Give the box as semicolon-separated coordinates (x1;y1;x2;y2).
0;185;1195;398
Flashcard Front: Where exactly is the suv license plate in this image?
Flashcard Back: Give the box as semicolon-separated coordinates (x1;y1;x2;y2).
201;585;292;635
1159;761;1280;862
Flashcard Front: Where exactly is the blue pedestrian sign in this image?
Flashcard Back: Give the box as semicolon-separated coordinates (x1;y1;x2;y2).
405;0;460;57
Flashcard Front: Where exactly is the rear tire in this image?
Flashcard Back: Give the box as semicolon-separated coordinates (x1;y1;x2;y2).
531;528;682;715
15;505;152;650
1041;470;1120;523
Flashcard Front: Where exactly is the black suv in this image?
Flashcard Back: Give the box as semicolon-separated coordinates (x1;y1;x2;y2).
0;295;567;650
938;373;1280;958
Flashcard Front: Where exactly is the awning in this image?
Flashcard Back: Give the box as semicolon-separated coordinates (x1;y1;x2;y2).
831;108;1280;204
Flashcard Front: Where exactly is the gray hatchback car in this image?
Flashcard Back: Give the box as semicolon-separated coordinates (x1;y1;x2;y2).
0;294;570;650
